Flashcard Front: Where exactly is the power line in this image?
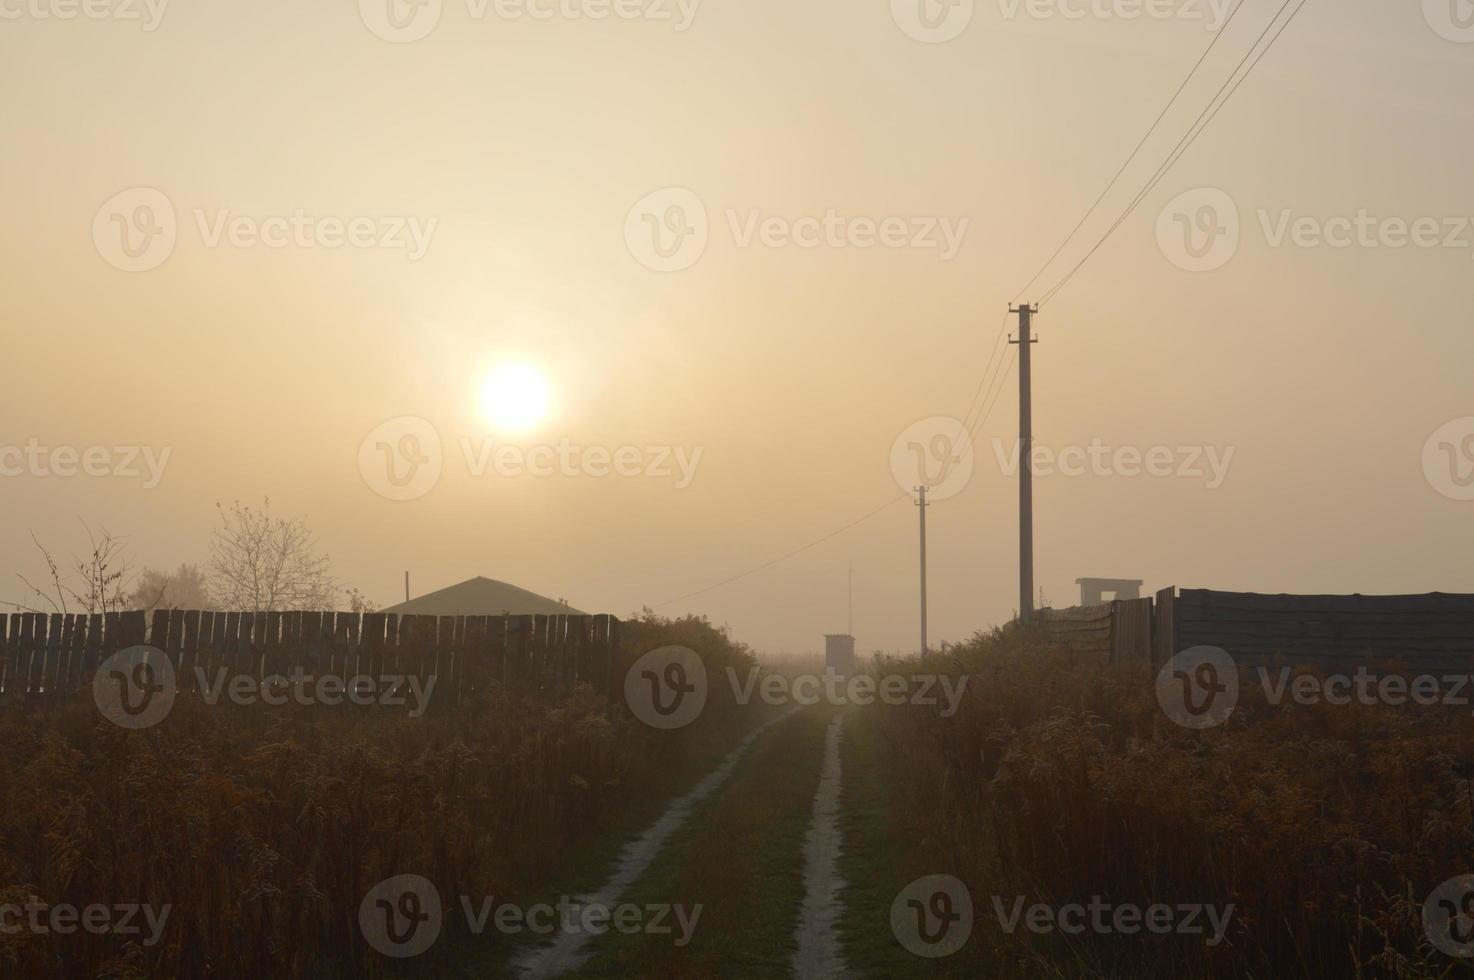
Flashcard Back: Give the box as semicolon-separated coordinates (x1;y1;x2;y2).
653;492;911;608
1039;0;1310;305
946;309;1012;457
650;4;1306;614
961;316;1009;430
654;311;1019;611
1014;0;1249;302
1041;0;1307;304
972;344;1018;442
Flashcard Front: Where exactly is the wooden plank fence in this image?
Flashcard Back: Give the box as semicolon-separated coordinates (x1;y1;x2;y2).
1158;588;1474;672
1040;588;1474;673
0;609;621;708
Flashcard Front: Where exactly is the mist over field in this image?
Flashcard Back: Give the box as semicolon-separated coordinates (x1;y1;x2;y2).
4;1;1474;978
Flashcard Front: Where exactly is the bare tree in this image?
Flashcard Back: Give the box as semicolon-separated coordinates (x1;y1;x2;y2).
132;563;211;612
206;498;336;612
12;523;137;615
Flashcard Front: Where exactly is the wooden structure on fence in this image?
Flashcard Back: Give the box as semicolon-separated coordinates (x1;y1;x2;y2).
0;608;621;706
1075;577;1143;605
1038;598;1154;665
1039;587;1474;672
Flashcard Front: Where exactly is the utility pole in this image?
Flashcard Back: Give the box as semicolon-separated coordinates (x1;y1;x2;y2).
916;485;928;655
1009;304;1038;624
404;571;410;604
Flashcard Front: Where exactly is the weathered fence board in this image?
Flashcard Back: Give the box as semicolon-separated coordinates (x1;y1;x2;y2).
1161;588;1474;671
0;608;621;707
1038;603;1115;661
1040;587;1474;674
1111;598;1154;665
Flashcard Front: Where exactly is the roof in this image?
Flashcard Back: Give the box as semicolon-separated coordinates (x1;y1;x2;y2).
381;576;587;617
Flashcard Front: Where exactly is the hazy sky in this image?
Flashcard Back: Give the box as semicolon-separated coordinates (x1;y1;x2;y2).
3;1;1472;653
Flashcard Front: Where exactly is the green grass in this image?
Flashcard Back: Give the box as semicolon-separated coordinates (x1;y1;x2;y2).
433;703;793;979
567;706;834;979
834;703;959;979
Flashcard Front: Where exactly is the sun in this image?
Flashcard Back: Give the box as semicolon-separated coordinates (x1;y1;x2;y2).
477;363;551;434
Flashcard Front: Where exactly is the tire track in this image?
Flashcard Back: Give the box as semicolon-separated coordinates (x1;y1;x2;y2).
791;714;847;980
514;707;799;980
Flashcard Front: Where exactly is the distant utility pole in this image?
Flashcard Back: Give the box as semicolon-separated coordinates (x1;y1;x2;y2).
847;562;853;637
404;571;410;604
916;485;929;655
1009;304;1038;624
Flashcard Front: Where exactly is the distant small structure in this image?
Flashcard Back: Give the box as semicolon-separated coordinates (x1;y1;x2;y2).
824;634;857;675
1076;577;1143;605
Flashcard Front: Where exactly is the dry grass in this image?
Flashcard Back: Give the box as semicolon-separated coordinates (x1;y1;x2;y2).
0;612;757;979
865;625;1474;978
